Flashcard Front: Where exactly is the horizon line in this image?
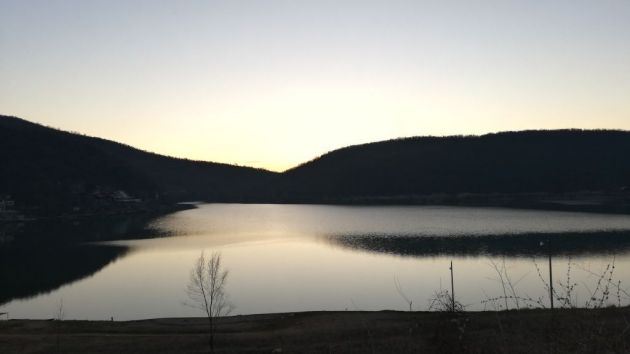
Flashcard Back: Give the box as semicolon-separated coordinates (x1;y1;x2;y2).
3;114;629;173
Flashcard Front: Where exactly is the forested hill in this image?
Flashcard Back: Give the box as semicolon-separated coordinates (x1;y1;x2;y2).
0;115;275;215
3;115;630;215
273;130;630;203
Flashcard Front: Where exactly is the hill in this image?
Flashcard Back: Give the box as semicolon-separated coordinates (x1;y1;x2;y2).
273;130;630;205
0;115;275;215
3;115;630;214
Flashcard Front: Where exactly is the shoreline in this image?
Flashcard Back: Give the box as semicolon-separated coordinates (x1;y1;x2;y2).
5;189;630;222
0;202;194;224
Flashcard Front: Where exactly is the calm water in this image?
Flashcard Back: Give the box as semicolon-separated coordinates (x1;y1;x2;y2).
3;204;630;320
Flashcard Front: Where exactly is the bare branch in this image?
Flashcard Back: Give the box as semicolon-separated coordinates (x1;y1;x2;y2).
186;251;233;353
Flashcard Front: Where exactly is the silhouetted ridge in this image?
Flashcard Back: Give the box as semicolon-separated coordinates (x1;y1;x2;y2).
274;130;630;202
0;115;275;215
3;115;630;212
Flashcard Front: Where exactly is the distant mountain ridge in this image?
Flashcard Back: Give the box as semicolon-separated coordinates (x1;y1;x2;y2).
2;115;630;215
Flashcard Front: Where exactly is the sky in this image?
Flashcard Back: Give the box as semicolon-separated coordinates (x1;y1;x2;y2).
1;1;630;171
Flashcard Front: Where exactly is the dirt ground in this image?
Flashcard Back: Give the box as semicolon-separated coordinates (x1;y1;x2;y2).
1;308;629;353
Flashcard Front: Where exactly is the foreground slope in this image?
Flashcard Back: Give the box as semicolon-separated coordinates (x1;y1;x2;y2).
0;309;628;353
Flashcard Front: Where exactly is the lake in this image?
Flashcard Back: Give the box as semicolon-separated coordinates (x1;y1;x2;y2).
2;204;630;320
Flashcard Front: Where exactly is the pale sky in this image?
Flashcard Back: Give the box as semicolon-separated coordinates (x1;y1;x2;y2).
1;1;629;171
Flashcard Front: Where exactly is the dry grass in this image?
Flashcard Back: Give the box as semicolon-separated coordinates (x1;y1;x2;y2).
1;308;629;353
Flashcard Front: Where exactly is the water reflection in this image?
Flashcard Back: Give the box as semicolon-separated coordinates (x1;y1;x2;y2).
327;231;630;257
3;204;630;319
0;245;127;304
0;211;171;305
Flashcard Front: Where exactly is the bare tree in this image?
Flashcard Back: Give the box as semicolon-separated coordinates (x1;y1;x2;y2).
54;299;65;354
187;252;233;353
394;277;413;311
55;298;65;321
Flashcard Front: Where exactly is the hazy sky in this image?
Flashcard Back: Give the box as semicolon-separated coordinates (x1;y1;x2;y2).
2;1;629;171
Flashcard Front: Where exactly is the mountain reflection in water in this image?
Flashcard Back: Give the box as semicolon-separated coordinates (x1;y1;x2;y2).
328;231;630;258
0;211;171;305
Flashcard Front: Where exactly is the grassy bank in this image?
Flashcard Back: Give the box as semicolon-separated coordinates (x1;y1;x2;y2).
1;308;629;353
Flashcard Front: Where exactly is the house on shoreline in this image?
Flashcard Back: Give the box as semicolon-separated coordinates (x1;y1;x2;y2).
0;195;23;221
0;195;15;212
